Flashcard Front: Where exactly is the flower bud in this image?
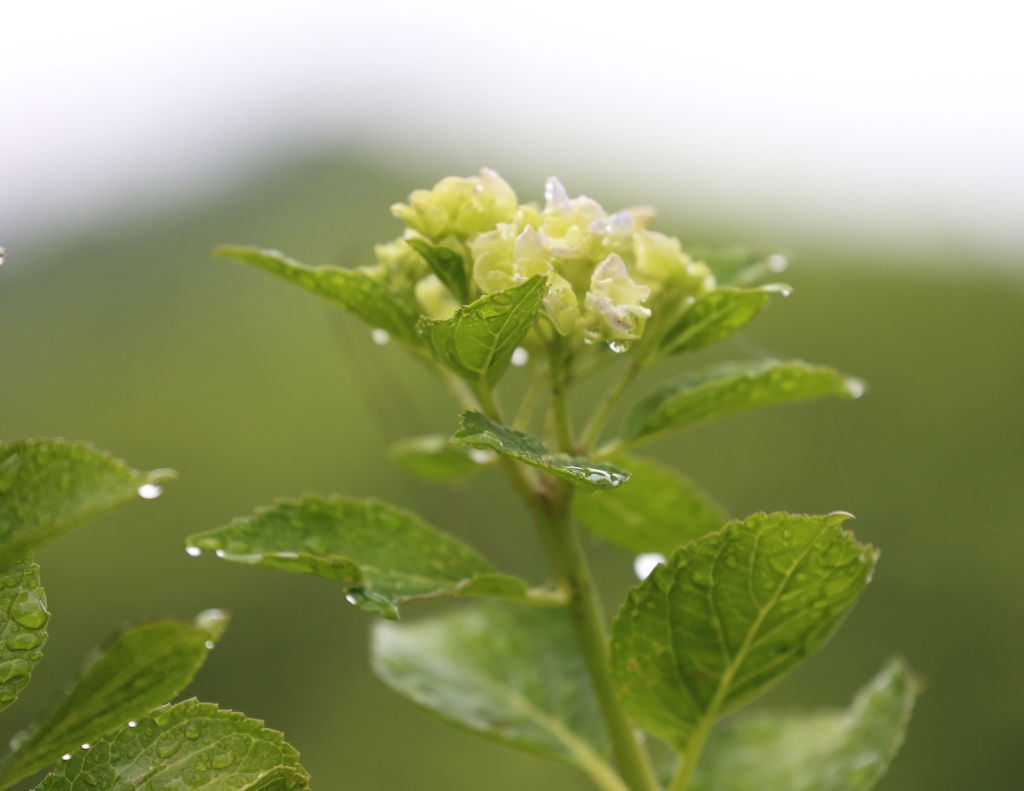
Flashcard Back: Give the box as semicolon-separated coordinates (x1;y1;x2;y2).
391;168;518;240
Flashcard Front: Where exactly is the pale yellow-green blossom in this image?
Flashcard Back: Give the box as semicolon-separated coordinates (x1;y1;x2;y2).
581;254;652;343
390;168;518;240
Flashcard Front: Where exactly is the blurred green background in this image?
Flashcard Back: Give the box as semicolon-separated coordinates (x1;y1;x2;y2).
2;151;1022;790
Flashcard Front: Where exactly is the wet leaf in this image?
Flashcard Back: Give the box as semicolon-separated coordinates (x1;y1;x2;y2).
372;602;614;782
418;276;546;387
691;659;918;791
621;359;862;447
572;455;725;555
611;512;876;751
186;496;530;619
0;612;227;786
389;435;489;483
452;412;629;492
215;245;423;345
406;237;471;304
0;440;175;571
659;285;789;357
0;559;49;713
34;699;308;790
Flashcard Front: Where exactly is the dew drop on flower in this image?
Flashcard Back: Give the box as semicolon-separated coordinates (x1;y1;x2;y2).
62;754;72;761
185;546;202;557
511;347;529;367
371;328;391;346
608;340;630;354
81;744;90;750
205;641;215;650
137;483;163;499
128;721;138;728
633;553;666;581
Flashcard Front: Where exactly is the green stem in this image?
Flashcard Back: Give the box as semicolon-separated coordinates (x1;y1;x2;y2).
533;482;661;791
579;361;643;452
514;362;549;432
548;336;575;451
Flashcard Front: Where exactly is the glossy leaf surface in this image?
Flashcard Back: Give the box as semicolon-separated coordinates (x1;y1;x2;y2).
215;245;423;344
372;602;614;781
611;512;876;751
389;435;488;483
417;276;546;387
406;237;471;304
659;285;788;357
572;455;725;556
0;440;174;570
186;496;529;619
691;659;917;791
0;612;228;786
35;699;308;791
621;359;862;446
452;412;629;492
0;559;49;713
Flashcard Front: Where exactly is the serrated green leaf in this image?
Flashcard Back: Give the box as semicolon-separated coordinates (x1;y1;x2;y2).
0;558;49;713
186;496;530;619
452;412;629;492
417;276;546;387
611;512;876;752
372;602;619;787
0;440;175;570
572;455;725;556
0;611;228;786
691;659;918;791
406;237;471;304
215;245;423;345
688;245;789;286
659;285;789;357
621;359;862;447
389;434;489;483
34;699;308;791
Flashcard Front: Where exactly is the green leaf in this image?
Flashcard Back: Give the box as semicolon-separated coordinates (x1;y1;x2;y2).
0;611;228;786
215;245;423;345
688;245;789;286
572;455;725;556
34;699;309;791
186;496;530;619
406;237;471;304
417;276;546;387
0;440;175;570
452;412;630;492
691;659;918;791
610;512;876;752
659;285;789;357
372;602;618;786
621;359;863;447
389;434;490;483
0;558;49;713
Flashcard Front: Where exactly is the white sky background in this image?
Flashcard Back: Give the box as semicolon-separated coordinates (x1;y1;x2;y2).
2;0;1022;263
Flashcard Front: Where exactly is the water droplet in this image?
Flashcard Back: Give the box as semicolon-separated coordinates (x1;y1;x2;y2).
766;254;789;273
371;328;391;346
185;546;202;557
137;483;163;500
467;448;496;464
765;283;793;297
81;743;90;750
345;594;359;606
156;742;179;759
0;248;6;266
128;721;138;728
215;549;226;559
185;725;200;740
608;340;630;354
689;569;710;588
844;378;867;399
204;640;215;650
210;751;235;770
10;591;49;629
633;553;666;581
782;528;794;541
61;754;72;761
829;510;856;520
6;632;42;651
510;347;529;367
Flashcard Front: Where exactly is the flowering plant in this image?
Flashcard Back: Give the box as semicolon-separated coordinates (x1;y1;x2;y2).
179;169;915;791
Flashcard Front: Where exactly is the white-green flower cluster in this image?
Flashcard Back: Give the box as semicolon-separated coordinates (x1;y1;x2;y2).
370;168;716;348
